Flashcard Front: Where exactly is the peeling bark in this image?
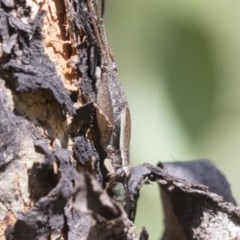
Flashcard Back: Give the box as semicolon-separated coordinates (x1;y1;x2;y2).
127;162;240;240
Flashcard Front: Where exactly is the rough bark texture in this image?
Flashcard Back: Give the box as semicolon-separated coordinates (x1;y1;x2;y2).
0;0;240;240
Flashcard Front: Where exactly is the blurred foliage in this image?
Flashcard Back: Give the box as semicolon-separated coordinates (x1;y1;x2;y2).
104;0;240;239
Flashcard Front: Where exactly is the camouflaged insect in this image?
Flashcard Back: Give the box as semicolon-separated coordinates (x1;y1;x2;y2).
95;63;131;181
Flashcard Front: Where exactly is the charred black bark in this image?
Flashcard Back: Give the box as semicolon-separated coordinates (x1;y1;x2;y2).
0;0;136;239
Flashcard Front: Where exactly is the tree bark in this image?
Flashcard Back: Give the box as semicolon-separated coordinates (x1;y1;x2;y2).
0;0;240;240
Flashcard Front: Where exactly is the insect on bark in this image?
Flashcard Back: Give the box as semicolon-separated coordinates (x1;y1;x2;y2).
87;0;131;191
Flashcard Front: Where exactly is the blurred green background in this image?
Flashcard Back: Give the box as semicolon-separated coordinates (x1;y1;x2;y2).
104;0;240;239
